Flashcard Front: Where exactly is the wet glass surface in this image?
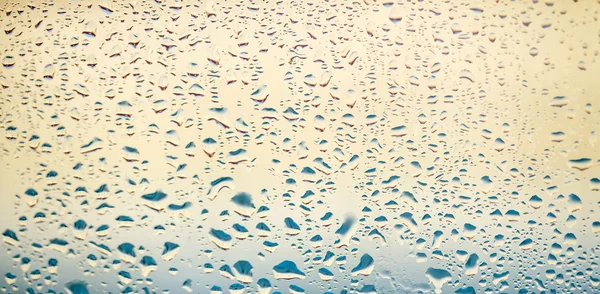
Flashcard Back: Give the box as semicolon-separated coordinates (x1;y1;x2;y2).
1;0;599;293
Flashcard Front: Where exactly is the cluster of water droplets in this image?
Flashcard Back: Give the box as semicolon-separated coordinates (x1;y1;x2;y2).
0;0;599;293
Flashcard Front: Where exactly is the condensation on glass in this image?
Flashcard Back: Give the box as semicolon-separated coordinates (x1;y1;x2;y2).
0;0;599;293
